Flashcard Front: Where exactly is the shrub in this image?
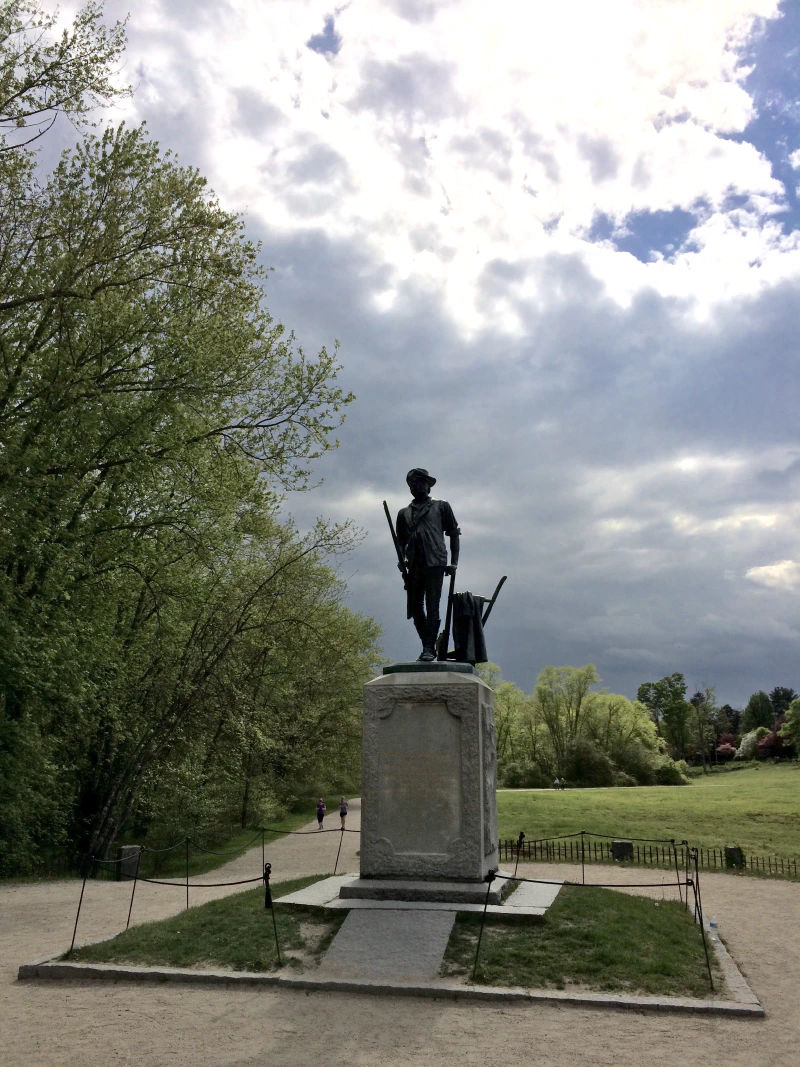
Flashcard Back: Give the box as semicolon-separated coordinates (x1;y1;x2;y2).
611;744;656;785
613;770;638;787
653;757;688;785
500;760;550;789
715;743;737;761
736;727;769;760
756;729;794;760
565;739;616;787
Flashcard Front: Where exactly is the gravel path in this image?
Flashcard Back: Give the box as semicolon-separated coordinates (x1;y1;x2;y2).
3;802;796;1067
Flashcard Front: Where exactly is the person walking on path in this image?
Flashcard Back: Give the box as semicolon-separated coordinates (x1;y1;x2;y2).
316;797;326;830
339;797;348;829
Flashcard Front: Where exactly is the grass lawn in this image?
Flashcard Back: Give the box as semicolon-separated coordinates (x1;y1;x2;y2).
497;762;800;858
442;885;718;997
67;875;344;972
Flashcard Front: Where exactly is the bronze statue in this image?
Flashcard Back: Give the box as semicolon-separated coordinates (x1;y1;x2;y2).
394;468;459;661
384;470;506;665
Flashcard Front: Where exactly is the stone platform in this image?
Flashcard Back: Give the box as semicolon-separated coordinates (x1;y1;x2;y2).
278;872;563;917
339;876;512;905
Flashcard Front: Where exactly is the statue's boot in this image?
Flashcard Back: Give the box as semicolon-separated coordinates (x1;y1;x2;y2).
419;617;440;662
414;616;428;660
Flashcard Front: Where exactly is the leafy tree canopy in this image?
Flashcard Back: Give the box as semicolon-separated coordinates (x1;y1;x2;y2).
0;1;378;872
1;0;129;152
769;687;797;717
741;691;774;733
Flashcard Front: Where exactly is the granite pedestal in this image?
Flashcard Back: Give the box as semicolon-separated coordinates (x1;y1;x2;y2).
350;664;500;904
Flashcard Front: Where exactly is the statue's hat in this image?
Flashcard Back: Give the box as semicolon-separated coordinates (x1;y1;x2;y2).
406;467;436;486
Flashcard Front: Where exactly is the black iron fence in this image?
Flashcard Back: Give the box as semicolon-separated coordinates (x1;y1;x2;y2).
499;836;799;878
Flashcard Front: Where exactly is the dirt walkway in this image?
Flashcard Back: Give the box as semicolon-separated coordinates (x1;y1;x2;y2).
3;807;797;1067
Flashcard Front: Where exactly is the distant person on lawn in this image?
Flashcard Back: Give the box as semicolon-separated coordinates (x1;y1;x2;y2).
553;778;560;790
339;797;348;829
316;797;326;830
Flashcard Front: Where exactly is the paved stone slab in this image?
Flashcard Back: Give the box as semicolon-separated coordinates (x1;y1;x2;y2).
277;874;553;917
504;879;563;909
316;908;455;981
278;874;357;907
323;898;547;917
706;922;761;1007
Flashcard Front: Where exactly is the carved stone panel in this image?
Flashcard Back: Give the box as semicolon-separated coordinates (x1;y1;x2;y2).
360;670;498;882
376;702;462;856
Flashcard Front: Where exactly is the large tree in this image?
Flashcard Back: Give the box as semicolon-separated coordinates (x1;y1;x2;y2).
0;2;379;870
637;673;693;759
769;687;797;718
741;691;774;733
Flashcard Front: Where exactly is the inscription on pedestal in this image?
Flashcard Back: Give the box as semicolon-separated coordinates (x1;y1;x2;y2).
377;702;462;855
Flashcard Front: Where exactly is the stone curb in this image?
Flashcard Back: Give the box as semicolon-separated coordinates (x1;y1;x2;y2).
706;923;761;1008
17;955;764;1017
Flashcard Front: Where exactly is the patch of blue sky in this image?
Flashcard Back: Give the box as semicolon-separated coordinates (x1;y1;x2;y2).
306;15;342;57
727;0;800;234
588;207;699;262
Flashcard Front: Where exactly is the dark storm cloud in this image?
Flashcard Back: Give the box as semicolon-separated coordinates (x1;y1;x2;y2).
255;223;800;705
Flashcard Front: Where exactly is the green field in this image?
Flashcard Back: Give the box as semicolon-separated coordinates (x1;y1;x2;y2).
497;763;800;859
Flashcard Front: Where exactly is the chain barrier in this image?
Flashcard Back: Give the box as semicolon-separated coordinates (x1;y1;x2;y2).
68;821;715;993
68;820;357;952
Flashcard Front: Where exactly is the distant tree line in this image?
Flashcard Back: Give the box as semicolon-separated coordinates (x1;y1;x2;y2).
0;2;381;875
482;664;688;789
636;676;798;771
485;663;798;790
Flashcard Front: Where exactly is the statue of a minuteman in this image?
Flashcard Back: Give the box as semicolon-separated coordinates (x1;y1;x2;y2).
396;468;460;662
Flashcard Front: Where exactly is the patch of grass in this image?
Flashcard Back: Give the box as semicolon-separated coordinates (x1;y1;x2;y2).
442;885;718;997
67;875;344;972
497;762;800;859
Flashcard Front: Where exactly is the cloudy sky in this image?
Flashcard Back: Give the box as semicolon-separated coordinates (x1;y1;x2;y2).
66;0;800;704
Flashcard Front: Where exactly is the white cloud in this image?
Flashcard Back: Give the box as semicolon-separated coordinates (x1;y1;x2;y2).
106;0;794;336
746;560;800;589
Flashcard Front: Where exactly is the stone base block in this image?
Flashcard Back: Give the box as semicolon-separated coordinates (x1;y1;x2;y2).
339;877;511;906
360;669;498;882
